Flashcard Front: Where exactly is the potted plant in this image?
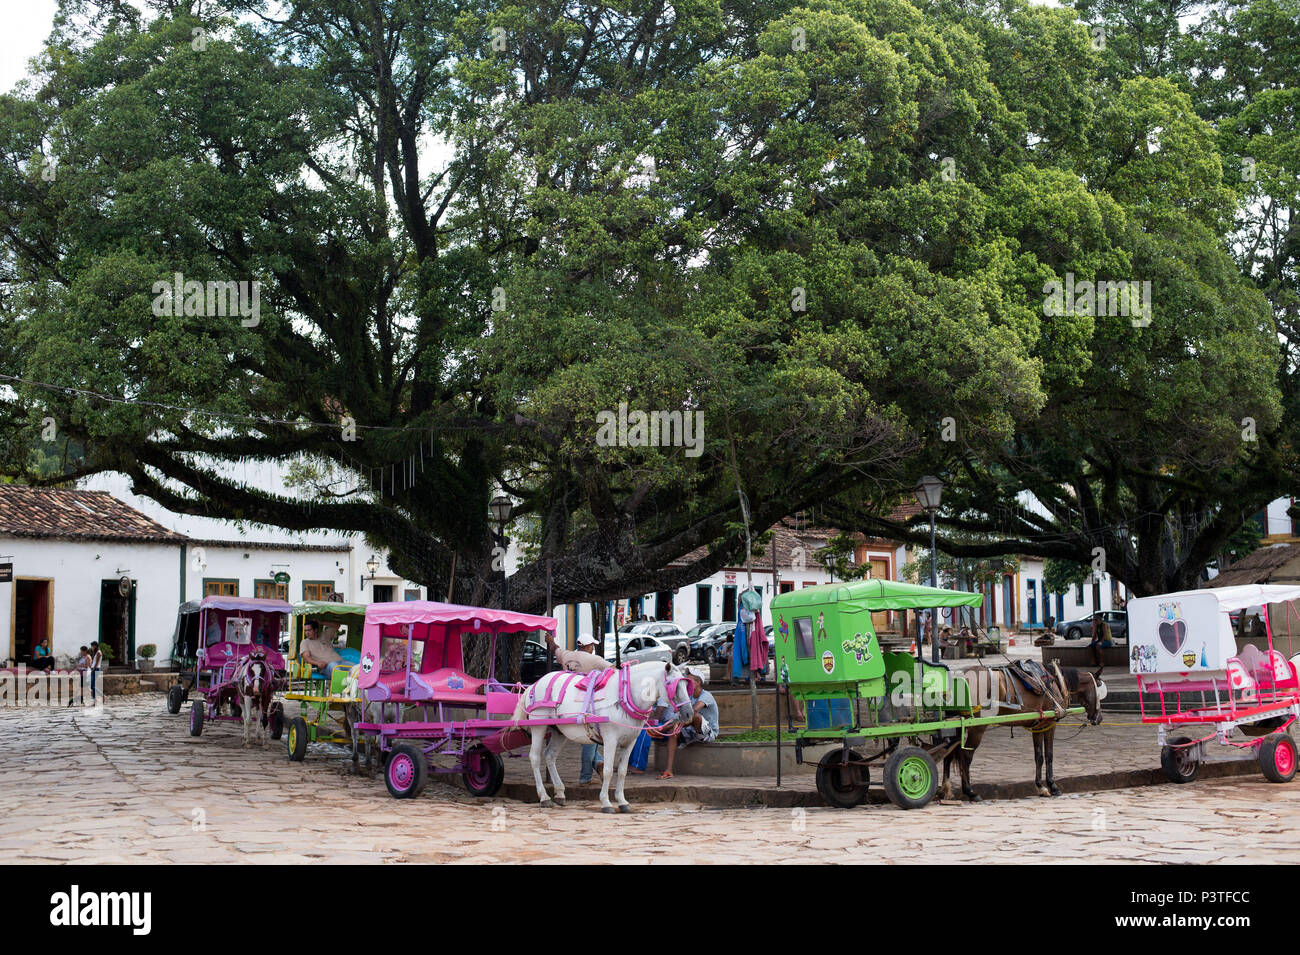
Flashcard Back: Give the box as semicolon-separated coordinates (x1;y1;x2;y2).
137;644;157;672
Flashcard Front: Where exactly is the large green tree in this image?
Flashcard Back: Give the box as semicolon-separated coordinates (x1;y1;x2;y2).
6;0;1272;610
0;0;1093;611
845;0;1296;596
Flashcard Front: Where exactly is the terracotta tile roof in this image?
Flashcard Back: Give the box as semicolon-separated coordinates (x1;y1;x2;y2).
671;508;912;571
0;485;188;544
1203;543;1300;588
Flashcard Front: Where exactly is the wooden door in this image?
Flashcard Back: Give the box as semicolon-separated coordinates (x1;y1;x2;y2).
868;558;891;632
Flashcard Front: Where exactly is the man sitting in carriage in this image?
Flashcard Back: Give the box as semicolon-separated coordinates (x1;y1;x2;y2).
299;620;344;678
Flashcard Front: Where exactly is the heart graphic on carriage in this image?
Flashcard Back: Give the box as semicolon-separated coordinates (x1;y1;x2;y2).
1158;619;1187;655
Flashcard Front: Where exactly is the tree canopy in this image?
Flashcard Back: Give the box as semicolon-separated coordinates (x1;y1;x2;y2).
0;0;1292;606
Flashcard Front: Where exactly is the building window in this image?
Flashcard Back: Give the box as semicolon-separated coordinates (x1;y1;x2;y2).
203;579;238;597
722;585;737;622
254;579;287;600
303;580;335;602
1074;583;1084;604
779;581;795;594
655;591;673;620
794;617;815;659
404;588;422;601
695;585;711;622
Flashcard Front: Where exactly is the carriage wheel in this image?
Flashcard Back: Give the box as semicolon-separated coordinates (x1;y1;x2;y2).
1259;733;1297;783
269;704;285;741
463;744;505;797
385;743;428;799
189;700;205;737
1160;736;1200;784
883;747;937;810
166;684;186;715
287;717;310;762
815;749;869;808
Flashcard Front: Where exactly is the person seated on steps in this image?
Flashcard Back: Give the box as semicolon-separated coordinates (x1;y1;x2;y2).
29;639;55;672
657;673;718;780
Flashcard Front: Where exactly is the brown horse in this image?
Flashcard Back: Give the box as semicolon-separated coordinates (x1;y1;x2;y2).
941;663;1105;801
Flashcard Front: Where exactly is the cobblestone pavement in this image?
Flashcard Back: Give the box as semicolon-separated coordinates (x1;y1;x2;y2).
3;696;1296;864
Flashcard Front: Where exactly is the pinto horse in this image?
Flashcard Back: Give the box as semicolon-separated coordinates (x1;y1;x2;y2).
234;646;278;746
513;661;694;813
942;663;1106;801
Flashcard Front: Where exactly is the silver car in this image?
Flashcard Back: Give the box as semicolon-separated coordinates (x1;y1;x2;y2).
604;634;674;665
618;621;690;662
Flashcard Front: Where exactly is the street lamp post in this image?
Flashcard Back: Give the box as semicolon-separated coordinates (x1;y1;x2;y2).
914;474;944;663
489;495;513;609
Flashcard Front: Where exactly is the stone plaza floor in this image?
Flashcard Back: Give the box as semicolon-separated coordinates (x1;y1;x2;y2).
2;695;1297;863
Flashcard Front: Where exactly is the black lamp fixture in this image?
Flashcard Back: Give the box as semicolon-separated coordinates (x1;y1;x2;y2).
821;549;836;583
914;474;945;662
488;494;513;529
361;553;379;592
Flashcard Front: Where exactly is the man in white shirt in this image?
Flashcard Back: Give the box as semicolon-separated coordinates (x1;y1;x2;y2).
547;633;611;673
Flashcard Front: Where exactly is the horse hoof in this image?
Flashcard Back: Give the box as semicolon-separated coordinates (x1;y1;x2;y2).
967;793;983;803
539;799;555;810
601;806;617;814
1037;788;1051;797
618;804;631;814
553;797;566;807
1049;788;1061;797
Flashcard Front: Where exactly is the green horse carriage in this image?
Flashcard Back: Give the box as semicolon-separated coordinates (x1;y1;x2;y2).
283;600;367;763
772;579;1082;809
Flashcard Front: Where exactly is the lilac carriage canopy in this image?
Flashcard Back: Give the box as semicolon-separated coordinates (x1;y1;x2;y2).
356;600;559;690
198;594;292;648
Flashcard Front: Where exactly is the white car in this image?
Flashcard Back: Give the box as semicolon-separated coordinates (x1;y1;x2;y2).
604;634;674;665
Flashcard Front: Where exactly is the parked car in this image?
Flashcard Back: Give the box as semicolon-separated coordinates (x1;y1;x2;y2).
519;639;555;683
690;622;735;662
604;634;674;665
683;622;715;641
1054;610;1128;642
617;621;690;661
699;623;775;665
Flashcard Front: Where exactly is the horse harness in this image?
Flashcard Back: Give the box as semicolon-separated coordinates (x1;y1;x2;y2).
989;660;1071;727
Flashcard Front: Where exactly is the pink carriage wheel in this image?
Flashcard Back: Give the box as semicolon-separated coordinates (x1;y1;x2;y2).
1260;733;1298;784
462;744;505;798
384;743;427;799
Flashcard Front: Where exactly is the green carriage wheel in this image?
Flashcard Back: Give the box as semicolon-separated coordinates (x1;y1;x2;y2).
815;749;869;809
883;746;938;810
287;717;310;762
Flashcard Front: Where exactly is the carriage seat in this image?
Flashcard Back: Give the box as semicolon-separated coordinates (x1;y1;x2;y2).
367;667;488;704
1227;645;1298;696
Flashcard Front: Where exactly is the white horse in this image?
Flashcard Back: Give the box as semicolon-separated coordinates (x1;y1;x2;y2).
514;661;694;813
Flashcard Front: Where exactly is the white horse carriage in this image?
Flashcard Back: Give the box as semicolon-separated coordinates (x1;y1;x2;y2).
1130;584;1300;784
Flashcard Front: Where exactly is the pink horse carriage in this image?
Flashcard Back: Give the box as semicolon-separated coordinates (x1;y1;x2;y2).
353;600;692;809
1129;584;1300;784
169;595;291;742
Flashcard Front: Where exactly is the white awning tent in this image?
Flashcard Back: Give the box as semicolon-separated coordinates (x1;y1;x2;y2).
1177;584;1300;612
